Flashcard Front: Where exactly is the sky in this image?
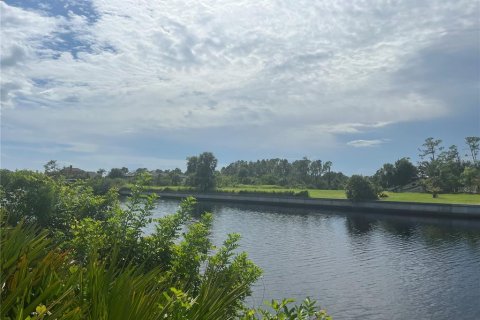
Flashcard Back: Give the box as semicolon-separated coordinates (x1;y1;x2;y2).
1;0;479;175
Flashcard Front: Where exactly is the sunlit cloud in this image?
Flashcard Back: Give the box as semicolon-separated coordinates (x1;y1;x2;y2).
347;139;389;148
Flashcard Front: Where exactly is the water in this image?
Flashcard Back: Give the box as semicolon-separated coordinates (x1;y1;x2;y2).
146;199;480;320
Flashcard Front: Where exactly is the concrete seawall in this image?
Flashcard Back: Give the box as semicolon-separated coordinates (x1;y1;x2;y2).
120;190;480;219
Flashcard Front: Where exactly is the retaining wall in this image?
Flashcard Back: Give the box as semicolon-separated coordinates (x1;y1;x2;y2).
119;189;480;219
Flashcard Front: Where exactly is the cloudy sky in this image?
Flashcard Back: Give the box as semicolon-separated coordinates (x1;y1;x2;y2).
1;0;479;174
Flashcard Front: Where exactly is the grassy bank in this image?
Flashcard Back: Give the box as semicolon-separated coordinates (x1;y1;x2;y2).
380;192;480;205
129;184;480;205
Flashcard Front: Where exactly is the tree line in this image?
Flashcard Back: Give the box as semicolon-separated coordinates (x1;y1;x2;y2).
219;157;347;189
40;136;479;197
372;136;479;196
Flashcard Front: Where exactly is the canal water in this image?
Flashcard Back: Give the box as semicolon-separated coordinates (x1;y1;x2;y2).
146;199;480;320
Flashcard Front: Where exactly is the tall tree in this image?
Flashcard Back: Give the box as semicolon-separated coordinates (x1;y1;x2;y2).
418;138;443;196
393;158;418;187
323;161;332;189
292;157;311;184
186;152;218;191
419;137;443;162
309;160;323;186
44;160;59;176
465;136;480;164
374;163;396;188
437;145;464;192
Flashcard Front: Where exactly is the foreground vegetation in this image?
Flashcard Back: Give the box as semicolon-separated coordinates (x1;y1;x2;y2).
0;170;331;319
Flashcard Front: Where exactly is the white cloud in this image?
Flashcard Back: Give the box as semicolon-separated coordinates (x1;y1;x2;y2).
1;0;478;162
347;139;389;148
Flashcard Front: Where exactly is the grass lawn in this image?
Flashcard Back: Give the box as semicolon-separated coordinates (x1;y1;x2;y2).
220;186;479;204
134;184;480;205
380;192;480;205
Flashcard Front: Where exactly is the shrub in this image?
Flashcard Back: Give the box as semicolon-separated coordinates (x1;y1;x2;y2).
0;170;57;226
0;170;331;319
345;175;378;201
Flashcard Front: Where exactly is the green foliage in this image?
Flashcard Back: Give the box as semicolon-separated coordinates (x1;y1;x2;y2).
465;136;480;163
1;170;330;319
461;166;480;193
43;160;60;177
186;152;218;191
0;215;82;319
84;177;125;195
0;170;57;226
0;170;119;230
107;167;129;178
373;158;417;189
345;175;378;201
219;158;346;189
241;298;331;320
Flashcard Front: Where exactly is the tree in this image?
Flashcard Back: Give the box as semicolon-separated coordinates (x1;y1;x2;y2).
345;175;378;201
374;163;396;189
168;168;183;186
393;158;418;187
186;152;218;191
323;161;332;189
97;168;106;177
419;137;443;162
0;170;57;226
309;160;323;186
108;167;128;178
418;138;444;195
465;136;480;164
44;160;59;176
292;157;311;185
135;168;149;174
437;145;464;192
461;166;480;193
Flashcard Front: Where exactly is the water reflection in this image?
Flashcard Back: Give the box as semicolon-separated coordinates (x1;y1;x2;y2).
378;219;416;239
345;215;376;236
192;202;215;218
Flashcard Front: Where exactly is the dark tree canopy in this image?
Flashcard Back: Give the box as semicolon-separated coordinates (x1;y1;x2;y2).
393;158;418;187
186;152;218;191
107;167;129;178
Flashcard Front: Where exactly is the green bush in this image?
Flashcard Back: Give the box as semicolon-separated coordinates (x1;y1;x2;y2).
345;175;378;201
0;170;331;319
0;212;262;320
0;170;57;226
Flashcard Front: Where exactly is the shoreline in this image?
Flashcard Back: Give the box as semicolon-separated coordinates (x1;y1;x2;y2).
120;189;480;219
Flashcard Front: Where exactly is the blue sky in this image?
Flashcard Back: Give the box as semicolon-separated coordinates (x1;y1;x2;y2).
1;0;479;175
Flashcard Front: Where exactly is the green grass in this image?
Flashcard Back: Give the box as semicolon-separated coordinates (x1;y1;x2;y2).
380;192;480;205
129;184;480;205
217;185;480;204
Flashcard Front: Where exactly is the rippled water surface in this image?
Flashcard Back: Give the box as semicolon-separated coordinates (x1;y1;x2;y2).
148;199;480;320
